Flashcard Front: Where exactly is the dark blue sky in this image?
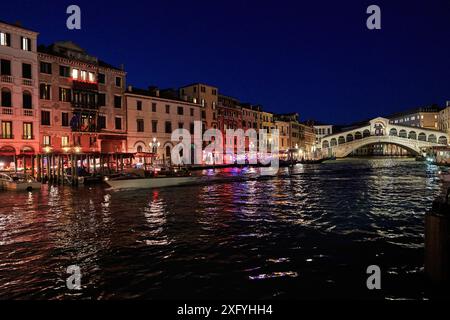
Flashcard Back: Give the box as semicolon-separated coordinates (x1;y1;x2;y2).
2;0;450;124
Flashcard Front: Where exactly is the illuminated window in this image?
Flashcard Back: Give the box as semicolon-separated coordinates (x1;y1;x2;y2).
72;68;79;79
61;136;69;147
88;72;95;83
21;37;31;51
0;32;10;46
80;70;87;81
43;135;51;146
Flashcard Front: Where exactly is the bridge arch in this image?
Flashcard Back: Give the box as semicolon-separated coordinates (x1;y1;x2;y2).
355;131;362;140
428;134;437;143
399;129;407;138
389;128;398;136
363;129;370;138
338;136;345;144
322;140;329;148
330;138;337;147
346;134;354;142
408;131;417;140
418;132;426;141
439;136;448;145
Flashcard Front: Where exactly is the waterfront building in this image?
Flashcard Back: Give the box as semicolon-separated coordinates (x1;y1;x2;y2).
314;124;333;145
275;113;301;150
125;86;203;164
180;83;218;130
217;94;242;131
388;106;440;130
0;21;39;171
38;41;127;154
299;123;316;157
438;101;450;136
274;119;290;158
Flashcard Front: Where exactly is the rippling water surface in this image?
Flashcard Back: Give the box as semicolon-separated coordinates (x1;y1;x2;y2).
0;158;445;299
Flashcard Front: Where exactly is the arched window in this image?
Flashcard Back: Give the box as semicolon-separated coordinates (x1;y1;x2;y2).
322;140;329;148
23;91;32;109
389;128;397;136
1;88;12;107
418;133;426;141
338;136;345;144
165;146;171;157
408;131;417;140
355;132;362;140
428;134;437;143
137;146;143;153
399;130;407;138
346;134;354;142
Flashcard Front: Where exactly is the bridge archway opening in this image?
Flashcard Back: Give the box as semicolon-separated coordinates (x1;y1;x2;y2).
355;131;362;140
399;129;407;138
330;138;337;147
363;129;370;138
418;133;427;141
439;136;448;145
428;134;437;143
322;140;329;148
389;128;398;136
338;136;345;144
408;131;417;140
346;134;354;142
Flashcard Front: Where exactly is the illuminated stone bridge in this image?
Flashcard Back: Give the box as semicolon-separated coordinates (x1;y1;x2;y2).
320;117;449;158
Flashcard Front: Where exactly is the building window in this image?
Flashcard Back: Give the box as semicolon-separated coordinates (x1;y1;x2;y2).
190;108;194;116
1;88;12;107
80;70;87;81
23;122;33;140
115;117;122;130
178;122;184;129
212;89;217;95
40;84;51;100
88;72;96;83
165;121;172;133
60;65;71;77
114;96;122;108
40;62;52;74
177;106;184;115
98;73;105;84
1;121;12;139
165;105;170;114
137;100;142;111
43;135;51;146
136;119;145;132
152;120;158;133
23;91;32;109
201;86;205;93
98;115;106;129
59;87;71;102
72;68;79;79
62;112;69;127
21;37;31;51
97;93;106;107
0;32;11;46
41;110;50;126
0;59;11;75
152;103;157;112
190;123;195;134
22;63;32;79
61;136;69;147
115;77;122;87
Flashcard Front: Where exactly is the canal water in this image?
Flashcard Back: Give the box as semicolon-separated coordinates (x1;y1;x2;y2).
0;158;446;300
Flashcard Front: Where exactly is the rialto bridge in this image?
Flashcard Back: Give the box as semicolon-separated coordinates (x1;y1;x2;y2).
320;117;449;158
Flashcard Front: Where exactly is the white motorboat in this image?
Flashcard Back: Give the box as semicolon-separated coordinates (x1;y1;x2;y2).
104;174;200;190
0;173;41;191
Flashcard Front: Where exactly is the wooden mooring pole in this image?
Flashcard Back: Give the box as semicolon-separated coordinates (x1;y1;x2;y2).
425;189;450;284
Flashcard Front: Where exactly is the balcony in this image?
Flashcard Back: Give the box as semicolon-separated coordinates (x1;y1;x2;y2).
22;109;34;117
22;78;33;87
1;107;13;115
0;75;13;83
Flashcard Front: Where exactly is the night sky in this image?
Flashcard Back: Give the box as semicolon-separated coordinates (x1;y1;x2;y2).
2;0;450;124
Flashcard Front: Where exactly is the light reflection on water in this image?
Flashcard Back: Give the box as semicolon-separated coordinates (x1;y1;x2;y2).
0;158;445;299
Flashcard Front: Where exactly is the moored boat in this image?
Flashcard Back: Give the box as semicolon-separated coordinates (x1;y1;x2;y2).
104;168;199;190
0;173;41;191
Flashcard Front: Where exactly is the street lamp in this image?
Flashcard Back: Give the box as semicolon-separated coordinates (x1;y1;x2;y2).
149;138;161;154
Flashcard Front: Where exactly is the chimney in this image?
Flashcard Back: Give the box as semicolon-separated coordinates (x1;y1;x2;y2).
14;21;22;27
127;85;133;92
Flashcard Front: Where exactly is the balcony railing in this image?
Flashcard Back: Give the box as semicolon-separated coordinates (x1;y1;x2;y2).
1;107;13;115
22;109;34;117
1;75;13;83
22;78;33;86
0;135;14;139
22;135;34;140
